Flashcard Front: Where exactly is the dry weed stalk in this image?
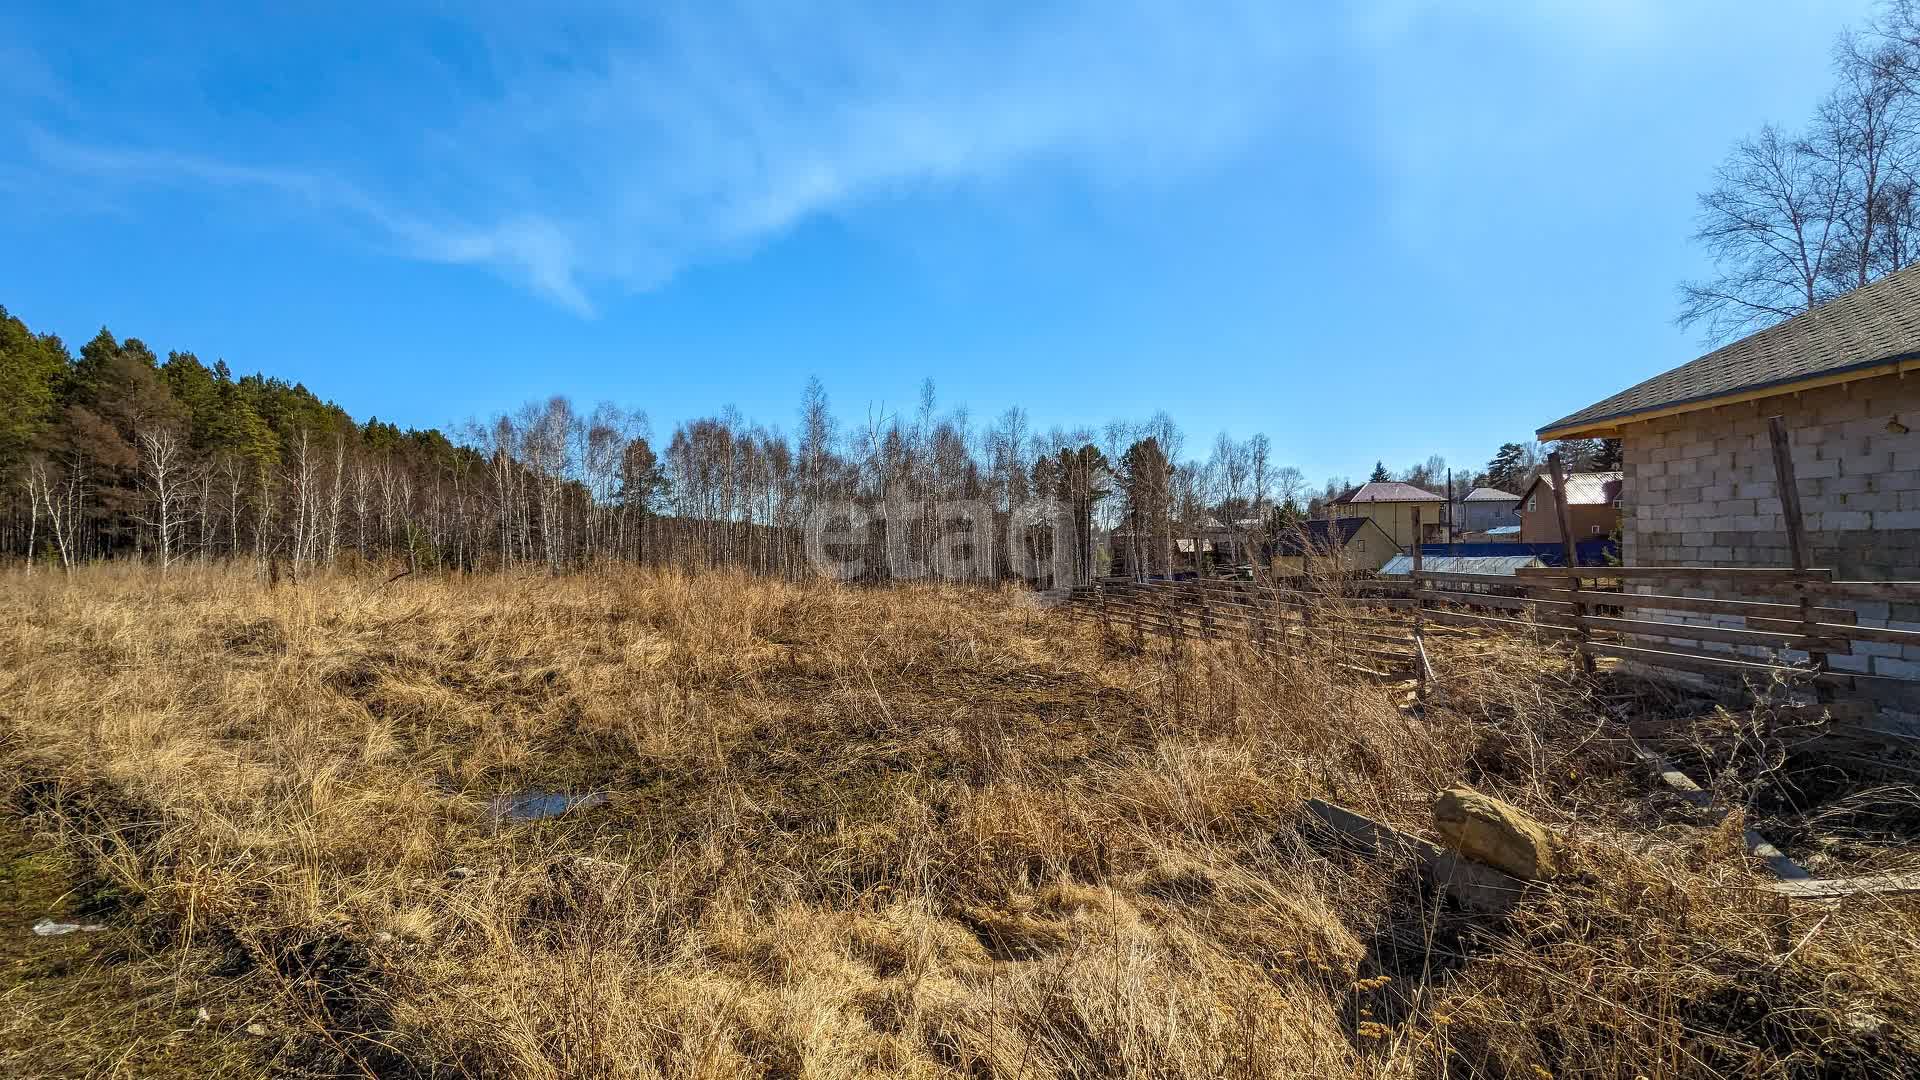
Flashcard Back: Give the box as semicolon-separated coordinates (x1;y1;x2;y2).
0;563;1913;1077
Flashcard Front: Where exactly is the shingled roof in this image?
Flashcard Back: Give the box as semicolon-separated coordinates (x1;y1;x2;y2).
1339;481;1444;503
1268;517;1374;556
1539;262;1920;438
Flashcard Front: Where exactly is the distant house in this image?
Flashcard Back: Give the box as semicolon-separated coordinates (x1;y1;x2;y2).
1267;518;1397;575
1331;481;1446;551
1515;471;1622;542
1453;486;1522;533
1110;517;1250;576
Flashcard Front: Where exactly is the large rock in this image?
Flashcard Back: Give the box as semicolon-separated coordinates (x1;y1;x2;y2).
1432;786;1559;880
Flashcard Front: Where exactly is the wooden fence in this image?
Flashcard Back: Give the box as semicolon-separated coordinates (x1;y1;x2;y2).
1402;420;1917;705
1061;416;1916;714
1062;577;1423;680
1060;560;1914;709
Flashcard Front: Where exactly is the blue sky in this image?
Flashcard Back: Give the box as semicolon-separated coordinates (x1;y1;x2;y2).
0;1;1881;485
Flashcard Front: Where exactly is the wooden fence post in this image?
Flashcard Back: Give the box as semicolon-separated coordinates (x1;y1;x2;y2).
1412;507;1427;702
1167;587;1185;657
1547;452;1596;674
1298;588;1315;653
1767;416;1832;696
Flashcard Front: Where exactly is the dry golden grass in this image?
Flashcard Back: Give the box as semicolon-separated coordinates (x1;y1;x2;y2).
0;563;1915;1078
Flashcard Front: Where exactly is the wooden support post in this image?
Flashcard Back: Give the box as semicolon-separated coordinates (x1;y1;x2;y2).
1412;507;1428;703
1547;452;1596;674
1167;589;1184;656
1768;416;1832;697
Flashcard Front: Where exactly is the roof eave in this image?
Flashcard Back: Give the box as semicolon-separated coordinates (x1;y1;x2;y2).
1538;355;1920;441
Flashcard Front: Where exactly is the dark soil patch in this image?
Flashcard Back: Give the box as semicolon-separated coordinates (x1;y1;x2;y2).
0;816;261;1078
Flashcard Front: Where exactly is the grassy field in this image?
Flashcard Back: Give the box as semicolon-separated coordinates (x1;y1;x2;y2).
0;564;1915;1078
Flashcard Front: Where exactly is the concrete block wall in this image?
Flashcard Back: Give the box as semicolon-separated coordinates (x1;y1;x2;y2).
1616;372;1920;721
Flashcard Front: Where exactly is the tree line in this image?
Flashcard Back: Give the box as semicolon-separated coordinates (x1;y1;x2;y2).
2;303;1585;581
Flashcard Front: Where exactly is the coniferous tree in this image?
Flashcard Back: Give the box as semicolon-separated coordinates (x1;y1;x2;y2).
1;303;1374;586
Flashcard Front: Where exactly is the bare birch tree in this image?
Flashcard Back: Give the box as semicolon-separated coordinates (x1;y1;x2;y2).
28;457;84;573
1678;126;1846;342
135;425;198;571
1682;19;1920;342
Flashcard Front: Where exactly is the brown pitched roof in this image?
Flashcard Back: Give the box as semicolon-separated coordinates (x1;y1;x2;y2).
1539;262;1920;438
1340;481;1444;503
1521;471;1623;507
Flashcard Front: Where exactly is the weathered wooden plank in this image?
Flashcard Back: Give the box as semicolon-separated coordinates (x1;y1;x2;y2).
1745;618;1920;648
1516;566;1835;582
1572;613;1850;653
1327;658;1413;679
1316;624;1414;643
1424;608;1581;637
1812;668;1920;688
1417;590;1570;613
1526;588;1856;624
1353;597;1419;612
1412;570;1533;587
1702;701;1876;727
1763;871;1920;901
1807;580;1920;601
1344;645;1420;664
1582;640;1818;682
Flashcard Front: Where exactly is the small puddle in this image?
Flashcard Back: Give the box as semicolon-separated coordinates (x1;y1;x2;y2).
487;790;609;823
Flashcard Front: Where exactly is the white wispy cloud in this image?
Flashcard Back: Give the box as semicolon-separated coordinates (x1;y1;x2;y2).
19;1;1308;313
28;131;598;313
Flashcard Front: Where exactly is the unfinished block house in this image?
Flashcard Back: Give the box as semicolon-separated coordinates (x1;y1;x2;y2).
1539;263;1920;721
